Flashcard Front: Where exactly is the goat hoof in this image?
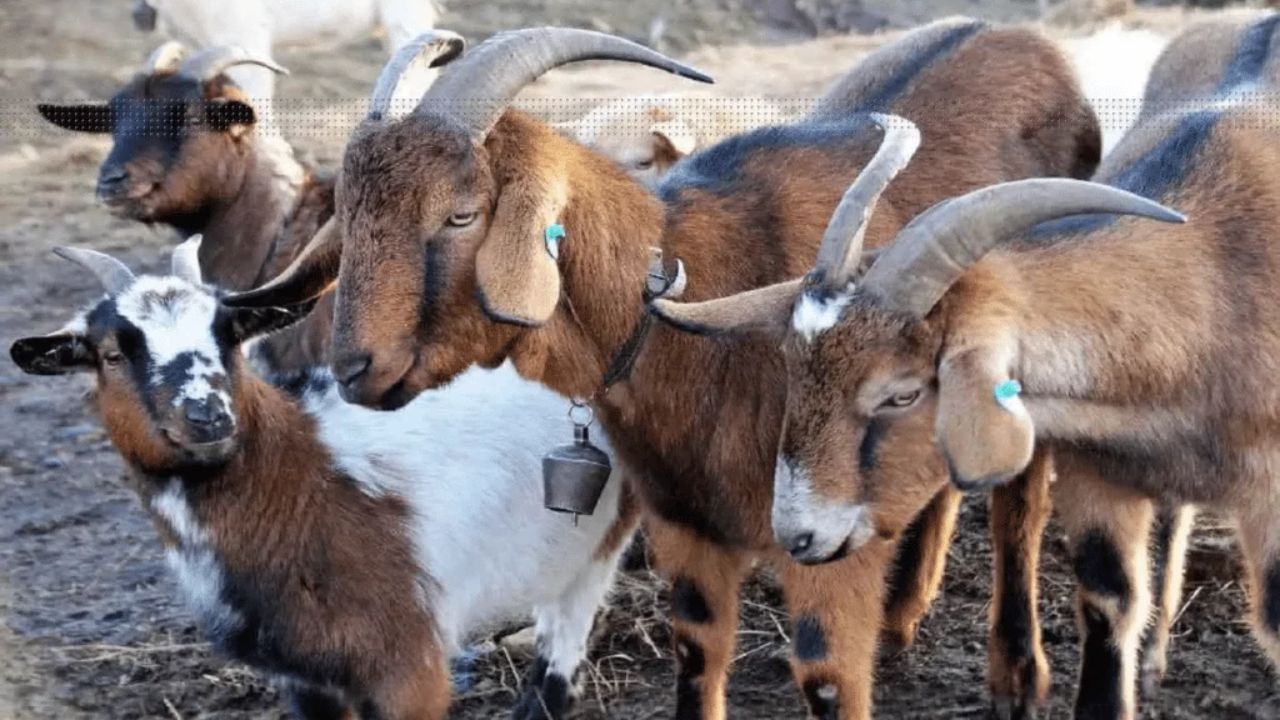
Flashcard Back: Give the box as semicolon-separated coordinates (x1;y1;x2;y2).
989;695;1038;720
1140;656;1168;699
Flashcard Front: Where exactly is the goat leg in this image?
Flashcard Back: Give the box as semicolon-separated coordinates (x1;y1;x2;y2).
1056;454;1153;720
646;518;752;720
774;540;894;720
987;449;1052;720
881;484;962;649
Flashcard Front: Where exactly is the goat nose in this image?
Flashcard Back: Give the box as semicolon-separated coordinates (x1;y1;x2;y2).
333;353;372;388
99;166;128;186
184;400;218;426
787;532;814;558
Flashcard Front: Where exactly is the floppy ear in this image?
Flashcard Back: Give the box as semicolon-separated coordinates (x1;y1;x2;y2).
222;218;342;308
934;346;1035;490
650;118;697;157
11;332;94;375
650;278;800;339
206;98;256;138
225;299;320;345
474;171;569;327
37;103;114;134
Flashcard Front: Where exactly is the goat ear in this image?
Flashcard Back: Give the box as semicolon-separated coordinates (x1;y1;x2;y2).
223;219;342;308
225;299;319;345
37;104;113;134
10;332;93;375
650;278;800;339
650;118;697;157
474;173;568;327
935;348;1035;490
206;99;256;137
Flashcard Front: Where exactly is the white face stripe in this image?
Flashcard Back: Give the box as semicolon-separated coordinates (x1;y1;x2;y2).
113;276;233;410
772;455;874;557
790;288;853;342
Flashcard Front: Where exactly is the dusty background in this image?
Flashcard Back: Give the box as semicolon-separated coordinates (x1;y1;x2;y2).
2;0;1279;718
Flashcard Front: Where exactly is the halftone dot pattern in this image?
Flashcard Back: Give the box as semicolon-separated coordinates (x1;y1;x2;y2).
13;94;1280;141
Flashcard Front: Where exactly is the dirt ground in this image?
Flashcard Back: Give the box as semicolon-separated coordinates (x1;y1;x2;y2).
3;0;1280;718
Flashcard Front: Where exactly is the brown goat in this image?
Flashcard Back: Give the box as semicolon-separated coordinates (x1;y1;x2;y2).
649;13;1280;718
229;21;1101;719
36;39;435;373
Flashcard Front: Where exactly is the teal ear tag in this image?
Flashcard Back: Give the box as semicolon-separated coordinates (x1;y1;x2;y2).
994;379;1023;411
545;223;566;260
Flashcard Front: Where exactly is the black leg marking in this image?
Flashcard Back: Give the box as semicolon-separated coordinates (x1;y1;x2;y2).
289;685;350;720
513;655;573;720
883;507;926;620
1264;560;1280;634
996;540;1035;671
801;676;840;720
671;577;713;624
1075;604;1124;720
793;614;829;662
1073;530;1130;611
674;636;705;720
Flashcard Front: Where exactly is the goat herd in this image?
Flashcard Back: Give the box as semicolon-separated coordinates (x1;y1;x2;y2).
10;6;1280;720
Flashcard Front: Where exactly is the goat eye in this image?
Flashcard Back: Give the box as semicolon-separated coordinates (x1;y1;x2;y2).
881;390;921;409
102;351;124;366
446;211;477;227
635;158;654;170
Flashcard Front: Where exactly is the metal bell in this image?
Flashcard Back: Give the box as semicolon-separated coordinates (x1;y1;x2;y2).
543;424;612;516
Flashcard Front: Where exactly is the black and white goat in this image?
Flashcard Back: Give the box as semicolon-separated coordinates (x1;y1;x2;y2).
9;238;634;720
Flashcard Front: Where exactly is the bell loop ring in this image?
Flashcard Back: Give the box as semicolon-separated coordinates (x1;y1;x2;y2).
568;398;594;428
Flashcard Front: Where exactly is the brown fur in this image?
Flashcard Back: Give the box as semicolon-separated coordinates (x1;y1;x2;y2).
40;67;337;371
244;20;1101;718
755;20;1280;715
108;362;444;719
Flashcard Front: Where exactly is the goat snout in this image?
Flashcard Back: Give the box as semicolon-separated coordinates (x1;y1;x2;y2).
333;353;371;388
181;398;234;444
331;347;416;411
96;166;129;200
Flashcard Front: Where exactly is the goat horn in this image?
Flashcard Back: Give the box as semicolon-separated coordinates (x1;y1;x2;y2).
178;46;289;85
53;247;136;295
417;27;713;141
171;234;203;285
861;179;1187;317
145;41;188;75
811;113;920;292
368;30;466;121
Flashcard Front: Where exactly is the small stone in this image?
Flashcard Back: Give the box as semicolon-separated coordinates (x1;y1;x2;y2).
499;625;538;657
41;456;64;469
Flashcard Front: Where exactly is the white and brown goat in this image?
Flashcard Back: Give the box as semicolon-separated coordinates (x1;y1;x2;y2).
559;93;789;187
9;240;634;720
651;19;1280;718
228;21;1109;719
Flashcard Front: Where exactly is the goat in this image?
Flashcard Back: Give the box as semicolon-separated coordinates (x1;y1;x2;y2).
9;239;634;720
36;34;463;372
130;0;443;99
558;93;790;188
648;12;1280;718
226;21;1103;719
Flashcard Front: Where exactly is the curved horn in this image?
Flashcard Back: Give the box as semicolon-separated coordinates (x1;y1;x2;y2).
145;41;188;75
178;45;289;84
811;113;920;291
418;27;713;140
53;247;136;295
861;179;1187;317
369;30;466;121
171;234;203;285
